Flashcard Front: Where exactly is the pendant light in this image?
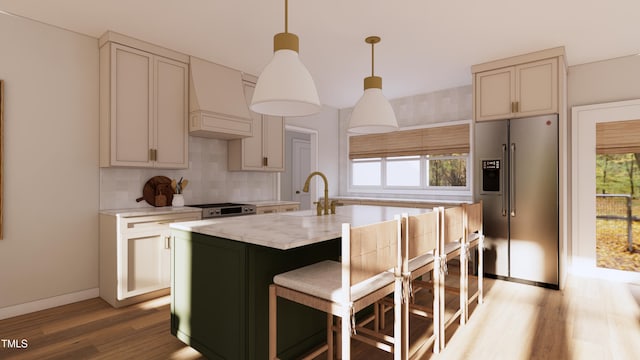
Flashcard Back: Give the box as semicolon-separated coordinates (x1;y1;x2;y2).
251;0;321;117
348;36;398;134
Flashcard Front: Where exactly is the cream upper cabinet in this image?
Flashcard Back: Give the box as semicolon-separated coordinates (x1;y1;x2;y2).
262;114;285;170
228;81;285;171
473;50;561;122
100;33;189;168
154;56;189;168
474;66;515;121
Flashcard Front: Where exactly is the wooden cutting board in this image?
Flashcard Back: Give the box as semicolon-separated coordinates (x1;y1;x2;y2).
136;176;175;207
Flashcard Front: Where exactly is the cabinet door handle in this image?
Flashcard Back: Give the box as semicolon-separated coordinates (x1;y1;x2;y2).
164;236;171;249
263;157;268;166
149;149;158;161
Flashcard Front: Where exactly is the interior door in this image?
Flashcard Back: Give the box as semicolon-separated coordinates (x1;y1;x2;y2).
292;138;311;210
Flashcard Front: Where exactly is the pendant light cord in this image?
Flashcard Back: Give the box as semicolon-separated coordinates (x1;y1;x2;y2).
371;41;375;77
365;36;380;77
284;0;288;33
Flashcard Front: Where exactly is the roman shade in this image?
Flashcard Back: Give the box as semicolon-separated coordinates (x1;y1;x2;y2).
596;119;640;154
349;124;470;159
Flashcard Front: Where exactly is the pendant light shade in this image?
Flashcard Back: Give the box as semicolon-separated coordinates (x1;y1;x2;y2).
251;0;321;117
348;36;398;134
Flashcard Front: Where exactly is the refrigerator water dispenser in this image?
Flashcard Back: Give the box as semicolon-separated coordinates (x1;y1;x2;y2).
482;159;500;192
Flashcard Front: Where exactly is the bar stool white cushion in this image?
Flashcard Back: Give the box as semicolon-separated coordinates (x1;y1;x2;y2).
274;260;395;303
443;241;461;254
408;252;435;272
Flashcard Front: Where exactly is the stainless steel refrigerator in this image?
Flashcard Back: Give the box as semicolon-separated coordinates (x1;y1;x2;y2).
474;114;558;288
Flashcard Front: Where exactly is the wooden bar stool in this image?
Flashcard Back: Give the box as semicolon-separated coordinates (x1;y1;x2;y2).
269;216;405;359
376;209;442;356
438;205;465;349
404;210;441;357
462;201;484;322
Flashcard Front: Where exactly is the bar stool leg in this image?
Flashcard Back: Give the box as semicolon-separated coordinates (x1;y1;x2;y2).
269;284;278;360
269;285;277;360
340;313;351;359
327;314;334;360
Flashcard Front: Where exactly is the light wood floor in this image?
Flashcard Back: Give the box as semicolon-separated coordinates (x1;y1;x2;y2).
1;273;639;359
429;273;640;360
0;296;205;360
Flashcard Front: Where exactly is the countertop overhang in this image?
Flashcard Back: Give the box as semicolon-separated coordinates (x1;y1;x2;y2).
170;205;433;250
100;206;202;217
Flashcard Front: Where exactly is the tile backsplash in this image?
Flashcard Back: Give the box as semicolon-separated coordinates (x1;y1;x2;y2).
100;136;277;210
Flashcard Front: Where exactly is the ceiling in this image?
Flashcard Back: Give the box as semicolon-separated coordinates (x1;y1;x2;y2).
1;0;638;109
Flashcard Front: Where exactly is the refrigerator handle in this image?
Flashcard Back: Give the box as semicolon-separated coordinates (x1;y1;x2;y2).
501;144;507;216
510;143;516;217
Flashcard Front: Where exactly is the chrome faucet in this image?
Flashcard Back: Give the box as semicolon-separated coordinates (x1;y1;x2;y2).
302;171;329;215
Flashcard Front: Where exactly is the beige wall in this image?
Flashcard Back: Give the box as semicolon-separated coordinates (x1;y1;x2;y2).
568;54;640;108
0;13;100;311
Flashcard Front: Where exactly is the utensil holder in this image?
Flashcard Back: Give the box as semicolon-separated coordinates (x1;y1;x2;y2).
172;194;184;207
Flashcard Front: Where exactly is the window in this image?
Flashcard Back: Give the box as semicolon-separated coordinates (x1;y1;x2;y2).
348;122;471;195
386;156;421;187
352;158;382;186
427;154;467;187
350;153;469;191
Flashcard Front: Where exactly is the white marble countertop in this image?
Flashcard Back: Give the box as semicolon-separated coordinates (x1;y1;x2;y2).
244;200;300;207
323;196;469;205
100;206;202;217
170;205;432;250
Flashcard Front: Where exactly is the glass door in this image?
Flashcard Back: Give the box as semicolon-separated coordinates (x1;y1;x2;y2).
595;153;640;271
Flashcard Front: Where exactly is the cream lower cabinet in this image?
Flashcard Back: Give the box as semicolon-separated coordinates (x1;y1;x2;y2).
473;56;559;122
99;210;201;307
228;81;284;171
279;204;300;212
100;33;189;169
119;227;171;300
255;203;300;214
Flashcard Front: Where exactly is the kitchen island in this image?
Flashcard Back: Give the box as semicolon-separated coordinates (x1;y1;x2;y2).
170;205;432;359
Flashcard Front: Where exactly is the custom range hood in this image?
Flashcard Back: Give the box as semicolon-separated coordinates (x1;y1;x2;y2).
189;56;254;139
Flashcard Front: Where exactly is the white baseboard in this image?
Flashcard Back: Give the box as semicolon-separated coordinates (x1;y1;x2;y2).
0;288;99;320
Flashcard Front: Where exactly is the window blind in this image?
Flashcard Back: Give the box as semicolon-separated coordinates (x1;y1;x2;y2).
349;124;470;159
596;119;640;154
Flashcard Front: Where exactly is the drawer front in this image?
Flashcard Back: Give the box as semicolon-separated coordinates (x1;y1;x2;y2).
121;212;201;233
256;206;279;214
